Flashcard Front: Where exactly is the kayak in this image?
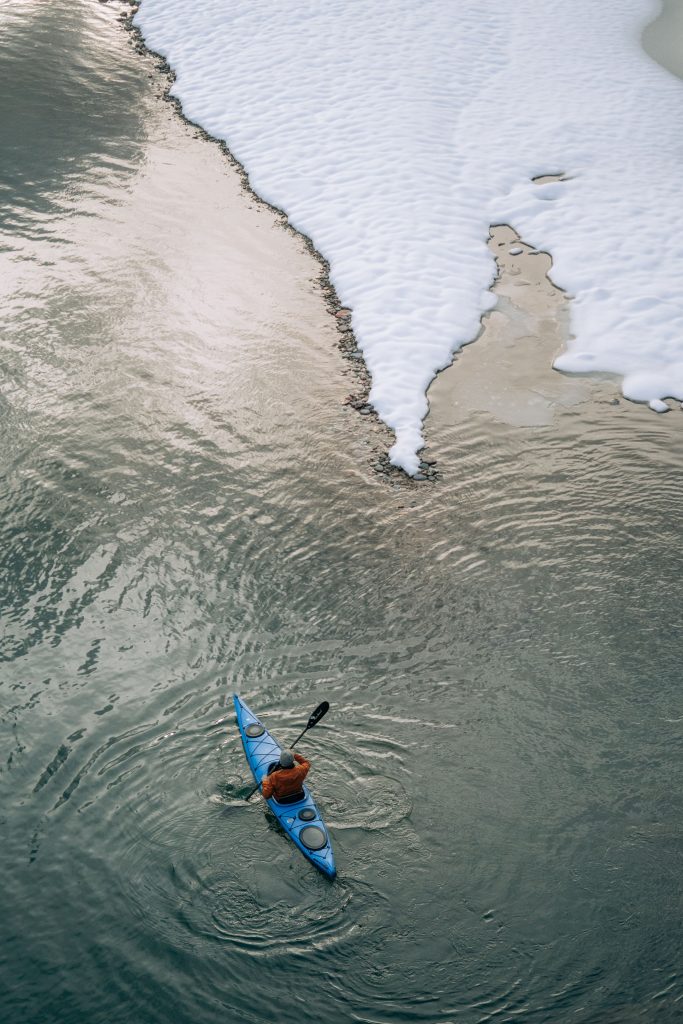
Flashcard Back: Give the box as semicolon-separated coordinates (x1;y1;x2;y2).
233;694;336;879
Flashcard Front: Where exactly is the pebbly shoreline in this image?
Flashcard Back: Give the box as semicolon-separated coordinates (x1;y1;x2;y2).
111;0;443;486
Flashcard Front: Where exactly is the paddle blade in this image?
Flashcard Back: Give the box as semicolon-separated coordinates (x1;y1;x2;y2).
307;701;329;730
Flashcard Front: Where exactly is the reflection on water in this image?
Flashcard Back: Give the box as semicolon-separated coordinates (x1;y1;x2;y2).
428;222;589;428
1;3;682;1023
642;0;683;81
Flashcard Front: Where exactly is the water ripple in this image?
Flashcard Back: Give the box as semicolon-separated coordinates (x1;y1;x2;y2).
2;3;682;1023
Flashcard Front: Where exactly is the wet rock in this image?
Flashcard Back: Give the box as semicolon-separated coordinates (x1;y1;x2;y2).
336;309;352;319
360;406;372;415
414;473;427;481
344;394;366;409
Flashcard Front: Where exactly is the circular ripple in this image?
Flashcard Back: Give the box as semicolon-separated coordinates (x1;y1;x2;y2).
174;860;388;958
324;772;412;832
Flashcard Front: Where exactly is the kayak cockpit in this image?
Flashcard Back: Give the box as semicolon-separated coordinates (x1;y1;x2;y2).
266;761;306;804
272;791;306;806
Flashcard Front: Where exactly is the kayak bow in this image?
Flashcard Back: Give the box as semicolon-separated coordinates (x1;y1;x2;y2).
233;694;336;879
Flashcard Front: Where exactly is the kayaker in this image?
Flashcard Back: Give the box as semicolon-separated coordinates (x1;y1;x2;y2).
261;749;310;802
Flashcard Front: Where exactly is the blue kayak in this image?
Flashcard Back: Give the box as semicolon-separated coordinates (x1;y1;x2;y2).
233;694;336;879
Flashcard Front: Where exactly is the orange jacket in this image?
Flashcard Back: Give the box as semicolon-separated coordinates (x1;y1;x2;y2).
261;753;310;800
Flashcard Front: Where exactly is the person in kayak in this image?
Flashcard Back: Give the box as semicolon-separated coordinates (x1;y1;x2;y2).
261;749;310;803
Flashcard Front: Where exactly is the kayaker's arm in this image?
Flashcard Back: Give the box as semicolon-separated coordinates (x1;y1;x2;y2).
293;754;310;783
261;774;274;799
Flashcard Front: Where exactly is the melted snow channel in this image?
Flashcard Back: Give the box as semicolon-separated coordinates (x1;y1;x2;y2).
134;0;683;473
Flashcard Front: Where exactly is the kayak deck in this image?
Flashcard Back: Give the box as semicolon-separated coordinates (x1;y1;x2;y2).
233;694;336;879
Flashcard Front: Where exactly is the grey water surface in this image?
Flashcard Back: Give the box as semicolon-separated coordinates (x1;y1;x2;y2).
1;2;682;1023
642;0;683;79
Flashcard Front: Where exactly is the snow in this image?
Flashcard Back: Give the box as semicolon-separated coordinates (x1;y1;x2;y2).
134;0;683;474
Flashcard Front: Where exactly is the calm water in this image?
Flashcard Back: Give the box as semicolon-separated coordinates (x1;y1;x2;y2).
1;3;682;1023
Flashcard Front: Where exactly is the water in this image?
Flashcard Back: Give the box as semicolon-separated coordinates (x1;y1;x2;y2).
642;0;683;79
1;2;682;1022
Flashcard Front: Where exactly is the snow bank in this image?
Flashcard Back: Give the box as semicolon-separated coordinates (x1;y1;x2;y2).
134;0;683;473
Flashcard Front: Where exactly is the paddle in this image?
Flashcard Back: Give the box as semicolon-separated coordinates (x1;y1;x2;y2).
244;701;330;801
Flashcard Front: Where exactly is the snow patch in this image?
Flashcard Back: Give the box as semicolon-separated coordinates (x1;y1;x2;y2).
134;0;683;473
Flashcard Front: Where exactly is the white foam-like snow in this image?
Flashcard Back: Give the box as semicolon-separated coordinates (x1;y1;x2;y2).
134;0;683;473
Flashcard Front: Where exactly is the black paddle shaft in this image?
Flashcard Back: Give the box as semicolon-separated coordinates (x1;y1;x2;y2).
244;701;330;801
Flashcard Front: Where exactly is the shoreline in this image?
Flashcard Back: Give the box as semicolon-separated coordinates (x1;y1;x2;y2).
116;1;430;482
118;0;558;485
117;0;682;483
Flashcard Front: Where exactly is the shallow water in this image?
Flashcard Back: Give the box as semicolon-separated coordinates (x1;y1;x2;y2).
1;3;682;1023
642;0;683;80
